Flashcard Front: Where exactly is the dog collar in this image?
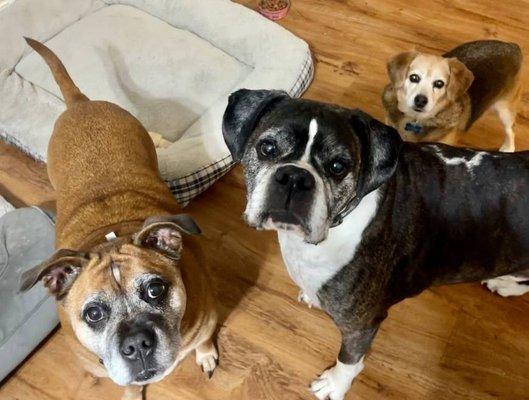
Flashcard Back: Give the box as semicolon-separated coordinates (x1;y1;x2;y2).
331;195;362;227
405;121;422;135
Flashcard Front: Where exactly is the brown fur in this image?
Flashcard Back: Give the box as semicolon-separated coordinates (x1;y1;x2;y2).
22;38;217;399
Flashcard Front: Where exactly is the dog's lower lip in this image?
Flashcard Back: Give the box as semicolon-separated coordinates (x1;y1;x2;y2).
413;107;423;112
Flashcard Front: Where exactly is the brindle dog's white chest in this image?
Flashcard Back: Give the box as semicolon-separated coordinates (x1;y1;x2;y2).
277;190;380;308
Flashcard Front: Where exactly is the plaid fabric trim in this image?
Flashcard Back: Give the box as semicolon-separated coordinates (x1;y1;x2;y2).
168;155;234;205
166;49;314;205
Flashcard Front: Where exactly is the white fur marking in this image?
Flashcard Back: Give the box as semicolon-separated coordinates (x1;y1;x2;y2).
310;358;365;400
278;189;380;308
483;275;529;297
433;146;487;173
110;263;121;286
302;118;318;161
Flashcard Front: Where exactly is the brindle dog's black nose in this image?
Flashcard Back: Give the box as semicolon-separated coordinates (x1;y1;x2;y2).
120;327;156;361
275;165;315;191
414;94;428;108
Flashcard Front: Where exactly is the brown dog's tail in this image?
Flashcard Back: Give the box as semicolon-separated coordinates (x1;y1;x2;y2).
24;37;88;107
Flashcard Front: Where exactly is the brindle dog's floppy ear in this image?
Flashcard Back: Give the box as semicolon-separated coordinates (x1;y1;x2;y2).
222;89;290;161
446;57;474;101
134;214;201;259
387;51;418;87
349;110;402;196
19;249;89;297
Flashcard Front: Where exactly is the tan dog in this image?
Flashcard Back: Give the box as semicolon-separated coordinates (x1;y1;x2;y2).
382;40;522;151
19;38;218;400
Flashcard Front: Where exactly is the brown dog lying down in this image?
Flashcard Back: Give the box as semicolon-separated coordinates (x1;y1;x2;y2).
382;40;522;151
19;38;218;400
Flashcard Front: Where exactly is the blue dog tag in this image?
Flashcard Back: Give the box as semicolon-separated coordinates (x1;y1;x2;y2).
405;122;422;135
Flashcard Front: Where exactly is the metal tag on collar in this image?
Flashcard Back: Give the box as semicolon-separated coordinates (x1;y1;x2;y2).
105;231;117;241
405;121;422;135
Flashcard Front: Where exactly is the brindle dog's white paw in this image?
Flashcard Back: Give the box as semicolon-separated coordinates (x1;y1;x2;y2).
483;275;529;297
195;341;219;379
310;359;364;400
298;290;313;308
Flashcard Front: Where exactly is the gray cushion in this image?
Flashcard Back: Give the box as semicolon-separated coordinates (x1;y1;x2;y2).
0;206;57;381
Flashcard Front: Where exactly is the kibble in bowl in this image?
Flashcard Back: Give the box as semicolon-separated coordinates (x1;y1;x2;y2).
258;0;290;20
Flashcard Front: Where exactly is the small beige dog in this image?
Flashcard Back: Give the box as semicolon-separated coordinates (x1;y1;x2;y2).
20;38;218;400
382;40;522;151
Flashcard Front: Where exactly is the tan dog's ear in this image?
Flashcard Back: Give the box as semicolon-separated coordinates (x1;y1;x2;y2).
447;57;474;101
134;214;201;259
19;249;89;297
387;51;418;87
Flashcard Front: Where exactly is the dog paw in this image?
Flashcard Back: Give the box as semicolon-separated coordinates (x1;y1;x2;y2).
499;143;515;153
483;275;529;297
310;360;364;400
298;290;314;308
196;342;219;379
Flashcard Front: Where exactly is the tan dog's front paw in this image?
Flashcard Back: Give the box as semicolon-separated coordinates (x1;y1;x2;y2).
122;385;144;400
195;340;219;379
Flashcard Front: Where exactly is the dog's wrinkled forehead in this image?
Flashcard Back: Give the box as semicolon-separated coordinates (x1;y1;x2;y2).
252;99;360;157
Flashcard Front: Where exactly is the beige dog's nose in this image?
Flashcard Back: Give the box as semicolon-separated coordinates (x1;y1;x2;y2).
414;94;428;109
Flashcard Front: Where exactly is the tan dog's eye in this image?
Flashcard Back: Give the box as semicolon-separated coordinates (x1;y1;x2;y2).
83;303;107;325
433;80;445;89
146;280;166;300
409;74;420;83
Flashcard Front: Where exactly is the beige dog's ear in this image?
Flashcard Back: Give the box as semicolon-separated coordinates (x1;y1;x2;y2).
387;51;418;87
447;57;474;101
19;249;89;297
134;214;201;259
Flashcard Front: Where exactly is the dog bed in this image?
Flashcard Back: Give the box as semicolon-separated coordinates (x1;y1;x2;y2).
0;198;58;382
0;0;313;204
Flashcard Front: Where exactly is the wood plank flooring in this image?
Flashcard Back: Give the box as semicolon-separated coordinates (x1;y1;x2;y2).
2;0;529;399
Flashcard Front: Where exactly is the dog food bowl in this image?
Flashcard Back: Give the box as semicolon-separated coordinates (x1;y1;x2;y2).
258;0;290;20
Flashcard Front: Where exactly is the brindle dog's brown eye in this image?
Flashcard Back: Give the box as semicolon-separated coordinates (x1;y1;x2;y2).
433;79;445;89
146;281;166;299
259;139;278;158
329;159;348;176
409;74;420;83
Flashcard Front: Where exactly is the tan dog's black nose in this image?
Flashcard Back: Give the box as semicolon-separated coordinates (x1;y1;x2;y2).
120;327;156;361
414;94;428;109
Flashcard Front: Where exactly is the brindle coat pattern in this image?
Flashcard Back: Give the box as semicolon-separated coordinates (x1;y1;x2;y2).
223;89;529;394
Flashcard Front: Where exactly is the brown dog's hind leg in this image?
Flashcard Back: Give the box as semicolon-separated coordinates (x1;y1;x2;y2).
495;78;522;152
495;100;517;152
195;338;219;379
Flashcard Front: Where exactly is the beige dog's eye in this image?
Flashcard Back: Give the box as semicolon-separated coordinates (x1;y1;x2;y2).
433;80;445;89
409;74;420;83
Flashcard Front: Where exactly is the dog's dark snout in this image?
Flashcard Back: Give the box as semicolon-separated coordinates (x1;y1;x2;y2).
414;94;428;108
275;165;315;191
120;326;156;361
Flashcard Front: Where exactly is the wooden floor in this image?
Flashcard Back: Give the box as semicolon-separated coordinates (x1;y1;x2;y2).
2;0;529;399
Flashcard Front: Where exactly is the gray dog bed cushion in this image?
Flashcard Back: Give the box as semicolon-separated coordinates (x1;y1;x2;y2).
0;0;313;204
0;198;58;382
